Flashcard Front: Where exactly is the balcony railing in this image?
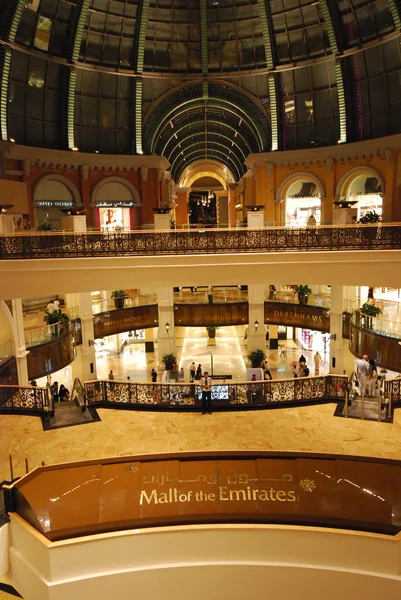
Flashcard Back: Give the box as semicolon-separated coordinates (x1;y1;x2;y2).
85;374;348;410
0;384;51;414
353;310;401;339
1;224;401;259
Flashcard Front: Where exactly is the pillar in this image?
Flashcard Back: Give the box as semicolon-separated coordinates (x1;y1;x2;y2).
154;212;171;229
247;285;266;353
0;214;15;233
61;215;87;232
66;292;97;382
330;285;344;374
157;287;176;367
11;299;29;386
247;209;265;228
227;183;237;226
268;325;279;350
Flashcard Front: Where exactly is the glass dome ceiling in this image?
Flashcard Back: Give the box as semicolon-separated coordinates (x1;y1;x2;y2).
0;0;400;180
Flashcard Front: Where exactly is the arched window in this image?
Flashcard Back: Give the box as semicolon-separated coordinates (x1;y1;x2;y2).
91;177;140;232
346;174;383;220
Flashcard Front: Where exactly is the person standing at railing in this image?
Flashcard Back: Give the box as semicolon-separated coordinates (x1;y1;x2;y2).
108;369;114;380
200;371;213;415
190;362;196;382
151;368;157;383
356;355;370;396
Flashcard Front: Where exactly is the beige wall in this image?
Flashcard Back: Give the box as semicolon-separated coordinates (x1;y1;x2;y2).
7;515;401;600
0;180;29;214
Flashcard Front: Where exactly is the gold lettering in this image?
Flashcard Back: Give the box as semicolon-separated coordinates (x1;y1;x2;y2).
219;486;230;501
274;311;279;317
268;488;276;501
287;491;296;502
252;488;259;501
229;489;246;501
258;490;269;501
208;492;215;501
276;491;287;502
140;489;158;505
158;492;168;503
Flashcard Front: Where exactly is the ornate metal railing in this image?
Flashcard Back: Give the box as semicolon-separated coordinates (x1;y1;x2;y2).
1;224;400;259
85;374;347;410
0;385;51;415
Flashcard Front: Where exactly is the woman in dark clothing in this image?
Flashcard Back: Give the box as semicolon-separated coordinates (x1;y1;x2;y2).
59;384;69;401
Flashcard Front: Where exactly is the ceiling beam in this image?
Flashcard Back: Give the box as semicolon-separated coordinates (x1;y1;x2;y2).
173;149;242;182
258;0;278;150
132;0;150;154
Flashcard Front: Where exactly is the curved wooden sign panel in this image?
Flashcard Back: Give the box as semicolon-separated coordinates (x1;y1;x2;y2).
9;451;401;541
27;331;76;380
349;323;401;372
93;305;159;338
174;302;248;327
264;302;330;332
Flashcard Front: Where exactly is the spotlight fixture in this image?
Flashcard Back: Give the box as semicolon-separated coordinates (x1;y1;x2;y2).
165;322;170;333
254;320;259;332
329;334;336;341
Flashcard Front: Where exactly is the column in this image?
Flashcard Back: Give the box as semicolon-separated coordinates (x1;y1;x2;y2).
153;212;171;229
11;299;29;386
330;285;344;374
247;285;266;353
247;208;265;228
157;287;176;367
60;215;87;232
66;292;97;382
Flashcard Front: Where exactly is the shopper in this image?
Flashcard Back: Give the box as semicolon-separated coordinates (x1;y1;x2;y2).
196;364;202;379
200;371;213;415
151;368;157;383
108;369;115;380
356;355;370;396
59;384;69;401
51;381;59;403
190;362;196;381
262;359;273;380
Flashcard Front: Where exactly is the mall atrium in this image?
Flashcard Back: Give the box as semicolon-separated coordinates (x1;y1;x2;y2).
1;0;401;599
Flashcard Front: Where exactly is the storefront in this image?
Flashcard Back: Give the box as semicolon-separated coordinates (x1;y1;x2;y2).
96;202;133;232
35;200;75;230
285;181;321;227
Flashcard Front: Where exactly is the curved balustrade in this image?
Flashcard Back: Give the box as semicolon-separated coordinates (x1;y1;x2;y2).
85;375;347;411
92;294;157;315
26;327;76;380
1;224;401;259
266;291;331;309
349;319;401;372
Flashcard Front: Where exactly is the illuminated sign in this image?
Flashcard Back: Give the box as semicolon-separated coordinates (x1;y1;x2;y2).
35;201;74;207
96;202;136;208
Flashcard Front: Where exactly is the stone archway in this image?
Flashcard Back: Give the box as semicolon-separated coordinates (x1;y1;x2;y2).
276;173;325;227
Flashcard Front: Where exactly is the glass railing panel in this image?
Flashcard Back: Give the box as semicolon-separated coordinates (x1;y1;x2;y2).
265;291;331;308
92;294;157;315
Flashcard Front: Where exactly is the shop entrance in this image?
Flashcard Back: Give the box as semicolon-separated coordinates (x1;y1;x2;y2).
285;180;321;227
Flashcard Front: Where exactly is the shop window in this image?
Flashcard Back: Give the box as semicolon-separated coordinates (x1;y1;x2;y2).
285;180;321;227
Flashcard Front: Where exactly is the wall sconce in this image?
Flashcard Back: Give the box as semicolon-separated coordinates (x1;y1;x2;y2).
254;320;259;332
165;322;170;333
329;334;336;341
88;340;95;347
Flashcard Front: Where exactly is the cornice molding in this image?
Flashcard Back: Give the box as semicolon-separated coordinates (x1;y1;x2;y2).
0;143;170;172
245;134;401;169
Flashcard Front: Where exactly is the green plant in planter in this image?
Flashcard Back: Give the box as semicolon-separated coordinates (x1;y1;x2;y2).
294;285;312;305
359;211;382;224
43;309;70;336
247;349;266;368
360;302;382;330
162;353;177;370
206;326;218;339
37;222;52;231
111;290;126;309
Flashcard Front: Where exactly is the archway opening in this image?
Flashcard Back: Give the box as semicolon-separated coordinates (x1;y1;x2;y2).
92;179;139;232
285;180;321;227
346;174;383;220
34;179;76;230
188;190;217;226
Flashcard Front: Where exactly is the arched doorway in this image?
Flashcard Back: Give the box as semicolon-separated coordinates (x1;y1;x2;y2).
346;173;383;220
33;176;80;230
91;178;141;231
285;179;322;227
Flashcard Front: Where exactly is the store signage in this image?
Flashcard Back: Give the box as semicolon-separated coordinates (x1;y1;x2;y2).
35;201;74;207
93;305;158;338
10;452;401;541
265;302;329;332
96;201;136;207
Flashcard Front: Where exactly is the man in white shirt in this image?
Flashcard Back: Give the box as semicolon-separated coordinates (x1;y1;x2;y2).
200;371;213;415
356;355;370;396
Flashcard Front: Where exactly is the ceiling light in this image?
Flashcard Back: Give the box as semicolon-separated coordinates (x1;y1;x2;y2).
72;146;78;151
9;138;15;143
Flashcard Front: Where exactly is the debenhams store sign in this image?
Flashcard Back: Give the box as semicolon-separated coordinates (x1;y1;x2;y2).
10;453;401;540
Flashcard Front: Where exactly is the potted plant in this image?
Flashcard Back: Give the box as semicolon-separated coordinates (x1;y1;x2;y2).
37;222;52;231
206;326;218;339
247;349;266;368
294;285;312;305
43;308;70;337
359;211;382;224
360;302;382;330
111;290;126;309
162;353;176;370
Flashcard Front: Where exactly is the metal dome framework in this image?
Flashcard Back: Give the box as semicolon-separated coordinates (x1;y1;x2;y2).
1;0;401;181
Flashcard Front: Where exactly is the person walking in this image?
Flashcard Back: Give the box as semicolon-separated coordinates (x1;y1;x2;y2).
151;368;157;383
190;362;196;381
196;364;202;379
356;354;370;396
262;359;273;380
313;351;322;376
108;369;115;380
200;371;213;415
